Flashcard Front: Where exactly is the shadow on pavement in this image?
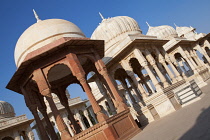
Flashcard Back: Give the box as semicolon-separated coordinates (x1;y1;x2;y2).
179;106;210;140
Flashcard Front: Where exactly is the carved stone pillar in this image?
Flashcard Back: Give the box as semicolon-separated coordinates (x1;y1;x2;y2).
105;98;116;115
66;53;108;122
146;79;155;93
120;60;148;98
133;49;162;92
165;55;183;81
145;50;170;88
38;107;58;140
156;50;177;83
75;112;86;131
174;61;187;79
184;49;199;70
54;87;81;134
93;55;128;112
21;87;50;140
192;50;206;67
120;79;137;104
62;117;74;137
31;87;58;140
33;69;71;140
84;110;93;127
196;44;210;63
88;108;98;124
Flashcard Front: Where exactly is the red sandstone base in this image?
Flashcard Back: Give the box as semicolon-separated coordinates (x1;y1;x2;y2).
72;109;141;140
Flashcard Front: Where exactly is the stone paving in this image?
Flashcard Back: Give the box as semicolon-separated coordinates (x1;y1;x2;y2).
131;80;210;140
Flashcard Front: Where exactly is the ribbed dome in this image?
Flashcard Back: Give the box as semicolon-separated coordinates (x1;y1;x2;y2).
91;16;142;51
176;26;195;37
15;19;86;67
0;101;15;119
146;25;178;39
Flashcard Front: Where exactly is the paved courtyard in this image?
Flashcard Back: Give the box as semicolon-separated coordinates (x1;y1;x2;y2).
131;80;210;140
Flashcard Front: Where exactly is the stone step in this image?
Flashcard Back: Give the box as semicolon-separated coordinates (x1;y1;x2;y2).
179;90;194;100
176;87;191;97
182;94;197;104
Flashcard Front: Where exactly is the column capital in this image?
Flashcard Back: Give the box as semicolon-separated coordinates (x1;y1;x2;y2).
83;110;89;117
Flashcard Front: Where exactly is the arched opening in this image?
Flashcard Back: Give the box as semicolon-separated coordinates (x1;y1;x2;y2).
79;110;90;128
47;63;87;134
20;131;28;140
194;49;207;64
205;47;210;57
129;58;153;95
174;53;193;77
114;68;137;105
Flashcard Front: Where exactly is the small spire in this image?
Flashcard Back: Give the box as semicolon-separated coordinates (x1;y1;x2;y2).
99;12;105;20
146;21;151;27
33;9;41;22
174;23;178;27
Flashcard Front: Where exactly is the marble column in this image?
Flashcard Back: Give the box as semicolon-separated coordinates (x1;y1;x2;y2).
33;69;71;140
196;44;210;63
192;50;204;65
88;108;98;124
145;50;170;88
155;49;177;83
133;49;162;92
120;60;148;98
26;127;35;140
184;49;199;70
38;108;58;139
165;55;183;81
75;113;86;131
102;103;111;117
146;80;155;93
63;116;75;137
121;79;137;104
178;48;197;72
14;131;21;140
105;98;116;115
174;61;187;79
84;110;93;127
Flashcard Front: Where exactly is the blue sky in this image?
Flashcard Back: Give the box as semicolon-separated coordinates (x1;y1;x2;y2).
0;0;210;132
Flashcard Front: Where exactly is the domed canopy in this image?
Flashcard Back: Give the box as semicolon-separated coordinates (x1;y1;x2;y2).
91;16;142;51
15;19;86;67
175;26;195;37
0;101;15;119
146;25;178;39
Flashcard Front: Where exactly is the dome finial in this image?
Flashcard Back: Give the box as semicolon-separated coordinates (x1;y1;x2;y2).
99;12;105;20
146;21;151;28
174;23;178;27
33;9;41;23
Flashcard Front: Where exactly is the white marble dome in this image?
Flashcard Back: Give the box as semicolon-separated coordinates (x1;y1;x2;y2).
175;26;195;37
15;19;86;67
0;101;15;119
91;16;142;51
146;25;178;39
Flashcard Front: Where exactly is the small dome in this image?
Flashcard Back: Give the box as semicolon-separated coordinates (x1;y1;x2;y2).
91;16;142;51
175;26;195;37
15;19;85;67
0;101;15;119
146;25;178;39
